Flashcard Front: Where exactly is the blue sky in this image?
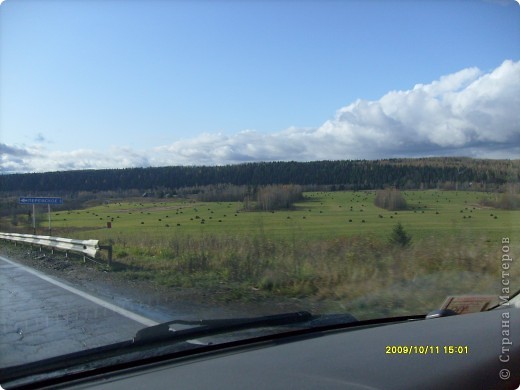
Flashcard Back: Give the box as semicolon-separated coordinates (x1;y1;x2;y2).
1;0;519;173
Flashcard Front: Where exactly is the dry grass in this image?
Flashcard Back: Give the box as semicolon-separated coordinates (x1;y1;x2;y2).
104;231;516;318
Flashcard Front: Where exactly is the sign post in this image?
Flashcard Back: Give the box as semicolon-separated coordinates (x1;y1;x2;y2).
19;197;64;235
48;204;52;235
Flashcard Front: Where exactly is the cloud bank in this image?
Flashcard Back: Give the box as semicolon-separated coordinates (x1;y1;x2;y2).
2;60;519;173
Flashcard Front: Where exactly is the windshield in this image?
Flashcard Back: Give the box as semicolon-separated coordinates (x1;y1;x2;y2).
0;0;519;381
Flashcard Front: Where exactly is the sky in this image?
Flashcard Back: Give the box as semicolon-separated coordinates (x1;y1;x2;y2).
1;0;519;174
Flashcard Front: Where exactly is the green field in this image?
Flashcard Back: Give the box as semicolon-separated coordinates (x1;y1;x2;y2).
49;190;519;243
6;190;519;318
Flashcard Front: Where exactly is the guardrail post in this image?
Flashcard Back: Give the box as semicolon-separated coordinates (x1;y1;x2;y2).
99;245;113;266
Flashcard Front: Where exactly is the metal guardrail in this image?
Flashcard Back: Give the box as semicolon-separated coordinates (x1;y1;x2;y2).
0;232;111;264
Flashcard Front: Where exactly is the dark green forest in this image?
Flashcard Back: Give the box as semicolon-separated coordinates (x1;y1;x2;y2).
0;158;518;194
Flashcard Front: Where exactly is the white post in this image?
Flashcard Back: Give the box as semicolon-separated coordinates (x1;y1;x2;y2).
32;204;36;234
48;204;52;236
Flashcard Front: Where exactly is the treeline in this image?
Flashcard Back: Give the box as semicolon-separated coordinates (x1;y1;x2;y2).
181;184;249;202
0;158;518;194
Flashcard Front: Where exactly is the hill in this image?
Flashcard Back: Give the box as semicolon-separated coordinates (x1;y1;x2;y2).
0;158;518;194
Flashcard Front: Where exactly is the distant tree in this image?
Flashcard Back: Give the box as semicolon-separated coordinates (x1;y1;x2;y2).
244;185;303;211
374;188;408;211
497;192;520;210
480;192;520;210
389;222;412;247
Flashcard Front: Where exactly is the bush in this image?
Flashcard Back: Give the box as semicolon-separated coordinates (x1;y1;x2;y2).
389;222;412;247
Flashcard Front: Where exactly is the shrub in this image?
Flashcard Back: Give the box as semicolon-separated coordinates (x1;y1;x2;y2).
389;222;412;247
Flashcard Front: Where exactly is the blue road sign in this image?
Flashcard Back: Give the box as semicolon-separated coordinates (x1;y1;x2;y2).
19;197;64;205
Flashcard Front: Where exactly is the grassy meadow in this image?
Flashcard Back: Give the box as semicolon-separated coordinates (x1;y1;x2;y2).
49;190;518;242
6;190;520;318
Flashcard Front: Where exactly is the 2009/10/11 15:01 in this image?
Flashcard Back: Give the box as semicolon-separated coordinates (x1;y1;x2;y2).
385;345;470;355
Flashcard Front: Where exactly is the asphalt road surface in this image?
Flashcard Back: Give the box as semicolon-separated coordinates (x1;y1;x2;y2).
0;255;159;368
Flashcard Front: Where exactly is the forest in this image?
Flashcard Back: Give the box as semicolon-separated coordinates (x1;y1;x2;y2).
0;157;518;195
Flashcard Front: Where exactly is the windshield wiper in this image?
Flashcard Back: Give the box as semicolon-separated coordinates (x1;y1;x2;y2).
0;311;321;386
134;310;314;344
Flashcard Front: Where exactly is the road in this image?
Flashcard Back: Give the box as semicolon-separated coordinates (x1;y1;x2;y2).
0;255;159;368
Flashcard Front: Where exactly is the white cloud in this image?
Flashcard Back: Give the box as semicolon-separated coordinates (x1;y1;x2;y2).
151;59;519;164
326;60;520;154
0;145;151;173
2;59;519;173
